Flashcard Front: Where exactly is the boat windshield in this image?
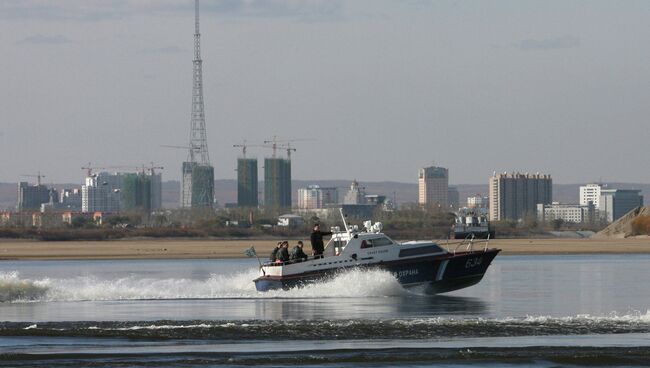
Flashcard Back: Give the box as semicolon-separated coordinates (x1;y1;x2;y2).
323;237;347;257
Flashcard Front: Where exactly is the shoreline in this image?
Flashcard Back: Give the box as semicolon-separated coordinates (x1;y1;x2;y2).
1;238;650;260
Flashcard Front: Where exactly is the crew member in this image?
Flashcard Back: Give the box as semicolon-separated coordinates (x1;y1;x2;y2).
276;241;290;263
310;224;332;259
269;241;282;262
290;241;308;262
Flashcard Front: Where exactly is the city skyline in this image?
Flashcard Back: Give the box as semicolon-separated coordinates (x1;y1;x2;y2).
2;1;650;184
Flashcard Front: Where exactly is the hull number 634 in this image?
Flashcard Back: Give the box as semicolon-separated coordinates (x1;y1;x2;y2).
465;257;483;269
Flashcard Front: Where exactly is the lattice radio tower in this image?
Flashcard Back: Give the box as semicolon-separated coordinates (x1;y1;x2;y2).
181;0;214;208
189;0;210;165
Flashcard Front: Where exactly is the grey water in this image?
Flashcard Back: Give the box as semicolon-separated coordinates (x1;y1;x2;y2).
1;255;650;366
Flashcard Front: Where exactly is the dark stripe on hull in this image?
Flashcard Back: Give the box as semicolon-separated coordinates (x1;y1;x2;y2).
254;249;500;294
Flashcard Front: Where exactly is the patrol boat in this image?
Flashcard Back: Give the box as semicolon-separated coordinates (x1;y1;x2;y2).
253;215;500;293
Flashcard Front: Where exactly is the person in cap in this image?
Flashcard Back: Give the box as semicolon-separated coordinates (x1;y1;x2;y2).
290;240;308;262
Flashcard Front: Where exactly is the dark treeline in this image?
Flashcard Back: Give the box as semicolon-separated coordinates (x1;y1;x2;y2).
0;206;606;241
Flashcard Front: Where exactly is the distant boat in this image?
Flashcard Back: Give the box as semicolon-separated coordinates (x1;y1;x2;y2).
453;212;495;240
253;211;500;294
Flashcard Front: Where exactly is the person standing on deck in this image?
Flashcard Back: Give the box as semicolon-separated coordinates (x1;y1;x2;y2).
310;224;332;258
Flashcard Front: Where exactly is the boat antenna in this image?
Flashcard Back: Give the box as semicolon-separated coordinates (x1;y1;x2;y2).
339;208;351;235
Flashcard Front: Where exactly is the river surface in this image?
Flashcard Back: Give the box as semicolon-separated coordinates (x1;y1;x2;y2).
1;255;650;367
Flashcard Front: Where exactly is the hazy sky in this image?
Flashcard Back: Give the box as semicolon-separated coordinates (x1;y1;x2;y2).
1;0;649;185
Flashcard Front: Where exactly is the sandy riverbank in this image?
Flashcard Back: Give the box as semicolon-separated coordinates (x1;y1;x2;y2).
1;237;650;260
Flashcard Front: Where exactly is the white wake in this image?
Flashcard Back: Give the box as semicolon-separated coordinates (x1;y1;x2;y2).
0;268;407;303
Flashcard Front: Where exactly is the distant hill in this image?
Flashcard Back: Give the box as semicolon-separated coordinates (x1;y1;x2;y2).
2;181;649;210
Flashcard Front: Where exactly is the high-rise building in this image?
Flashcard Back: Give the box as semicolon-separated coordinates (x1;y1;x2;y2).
83;171;162;214
448;186;459;209
180;0;214;209
488;172;552;221
580;183;602;208
59;188;82;211
418;166;449;208
237;158;258;207
121;172;163;213
297;185;339;210
264;158;291;208
599;189;644;223
82;172;122;213
17;182;55;212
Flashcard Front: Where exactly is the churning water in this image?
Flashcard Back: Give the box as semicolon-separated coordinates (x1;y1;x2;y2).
2;255;650;367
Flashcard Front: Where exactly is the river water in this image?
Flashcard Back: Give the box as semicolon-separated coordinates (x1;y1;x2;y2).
1;255;650;367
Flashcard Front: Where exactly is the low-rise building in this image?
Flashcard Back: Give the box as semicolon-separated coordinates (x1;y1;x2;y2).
537;202;595;224
277;214;305;227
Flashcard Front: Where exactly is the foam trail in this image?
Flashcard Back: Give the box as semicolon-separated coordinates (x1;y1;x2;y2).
0;271;49;303
0;268;407;303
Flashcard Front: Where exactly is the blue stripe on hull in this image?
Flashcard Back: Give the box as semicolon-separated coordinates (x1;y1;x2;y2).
254;249;500;293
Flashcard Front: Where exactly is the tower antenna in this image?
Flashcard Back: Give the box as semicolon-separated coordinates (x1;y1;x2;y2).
189;0;210;165
180;0;215;208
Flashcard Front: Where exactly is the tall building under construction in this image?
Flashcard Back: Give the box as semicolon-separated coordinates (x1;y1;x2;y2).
17;182;54;211
180;0;214;208
237;158;258;207
121;172;162;213
264;158;291;209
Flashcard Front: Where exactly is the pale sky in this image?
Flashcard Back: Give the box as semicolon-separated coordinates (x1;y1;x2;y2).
1;0;649;185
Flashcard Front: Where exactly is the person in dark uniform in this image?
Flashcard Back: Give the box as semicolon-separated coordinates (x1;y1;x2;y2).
269;241;281;262
276;241;290;263
290;241;308;262
310;224;332;259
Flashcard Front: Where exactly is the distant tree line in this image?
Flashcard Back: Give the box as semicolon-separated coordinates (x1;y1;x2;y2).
0;205;609;241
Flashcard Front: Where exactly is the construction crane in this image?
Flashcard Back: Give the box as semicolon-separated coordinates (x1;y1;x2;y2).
145;162;164;175
81;164;163;177
263;136;312;159
232;140;276;159
161;144;194;150
21;172;46;186
279;142;297;160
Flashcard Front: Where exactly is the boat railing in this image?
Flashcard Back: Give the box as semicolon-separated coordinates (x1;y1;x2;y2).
450;233;491;255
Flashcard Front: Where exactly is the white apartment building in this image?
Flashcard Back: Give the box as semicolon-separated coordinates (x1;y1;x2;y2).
537;202;595;224
467;195;488;209
580;183;602;209
297;185;339;210
82;172;122;213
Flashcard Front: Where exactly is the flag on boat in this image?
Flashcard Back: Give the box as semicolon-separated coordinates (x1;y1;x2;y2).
244;246;256;258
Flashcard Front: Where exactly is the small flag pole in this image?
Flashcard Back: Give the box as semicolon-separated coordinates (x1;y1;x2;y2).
245;246;264;274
